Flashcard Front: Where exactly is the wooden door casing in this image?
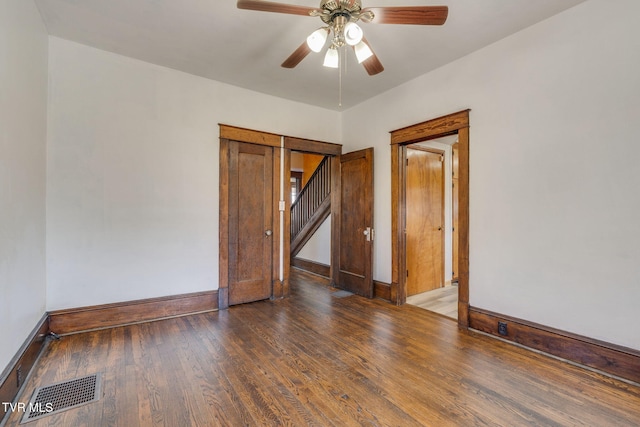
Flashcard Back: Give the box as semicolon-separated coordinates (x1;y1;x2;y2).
452;142;459;282
390;110;470;327
406;147;445;296
228;141;274;305
332;148;374;298
219;126;344;310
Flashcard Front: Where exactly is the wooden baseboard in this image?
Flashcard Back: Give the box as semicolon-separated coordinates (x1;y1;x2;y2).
49;290;219;335
374;280;391;302
272;279;291;300
0;314;50;422
291;258;391;302
469;307;640;384
291;258;330;278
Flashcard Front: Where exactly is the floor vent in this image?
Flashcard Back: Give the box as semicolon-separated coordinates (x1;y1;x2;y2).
21;373;102;424
332;290;354;298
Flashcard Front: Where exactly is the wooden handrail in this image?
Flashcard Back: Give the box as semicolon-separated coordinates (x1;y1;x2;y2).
291;156;331;241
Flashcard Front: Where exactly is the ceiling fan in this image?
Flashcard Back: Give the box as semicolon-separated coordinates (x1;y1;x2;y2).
237;0;448;76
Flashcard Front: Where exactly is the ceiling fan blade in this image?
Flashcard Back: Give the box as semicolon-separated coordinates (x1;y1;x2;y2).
281;41;312;68
357;38;384;76
361;6;448;25
237;0;318;16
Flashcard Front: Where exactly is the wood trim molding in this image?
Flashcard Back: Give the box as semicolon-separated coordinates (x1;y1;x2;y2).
0;314;49;423
284;136;342;155
219;124;281;147
219;127;341;305
291;257;330;278
407;145;444;155
374;280;392;302
220;126;343;155
457;126;470;328
390;110;470;145
278;147;292;299
49;291;218;335
469;307;640;384
390;110;470;328
330;155;341;287
271;145;291;299
219;138;230;310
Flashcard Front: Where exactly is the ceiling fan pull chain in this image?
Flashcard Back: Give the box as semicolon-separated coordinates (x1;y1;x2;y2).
339;47;343;107
343;45;348;75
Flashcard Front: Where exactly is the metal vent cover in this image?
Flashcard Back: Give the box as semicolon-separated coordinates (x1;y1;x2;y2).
21;373;102;424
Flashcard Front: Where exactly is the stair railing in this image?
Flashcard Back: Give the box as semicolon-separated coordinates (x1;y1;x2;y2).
291;156;331;241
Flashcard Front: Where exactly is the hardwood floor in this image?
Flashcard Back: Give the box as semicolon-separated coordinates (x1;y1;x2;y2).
3;270;640;426
406;285;458;320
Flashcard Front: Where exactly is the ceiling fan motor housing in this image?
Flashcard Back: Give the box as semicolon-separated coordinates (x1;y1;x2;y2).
317;0;365;24
315;0;373;47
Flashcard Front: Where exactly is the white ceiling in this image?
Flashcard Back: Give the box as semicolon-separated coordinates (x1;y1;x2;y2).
34;0;586;111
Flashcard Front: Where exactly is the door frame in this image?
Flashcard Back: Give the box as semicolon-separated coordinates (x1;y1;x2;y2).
219;125;342;309
284;136;341;291
219;125;283;309
390;110;470;328
405;145;446;295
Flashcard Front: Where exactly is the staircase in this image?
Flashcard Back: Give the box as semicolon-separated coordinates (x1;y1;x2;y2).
290;156;331;257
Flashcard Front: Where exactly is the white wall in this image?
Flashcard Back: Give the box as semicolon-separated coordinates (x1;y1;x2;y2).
46;37;341;310
296;217;332;266
0;1;48;371
341;0;640;350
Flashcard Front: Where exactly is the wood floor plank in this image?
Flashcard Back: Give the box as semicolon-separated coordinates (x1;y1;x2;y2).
3;270;639;426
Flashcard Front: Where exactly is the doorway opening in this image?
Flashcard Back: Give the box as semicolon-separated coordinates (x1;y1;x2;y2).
289;147;375;299
390;110;470;328
219;125;375;308
290;150;332;277
404;137;458;320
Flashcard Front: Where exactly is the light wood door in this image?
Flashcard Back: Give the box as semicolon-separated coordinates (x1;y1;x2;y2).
332;148;374;298
228;141;274;305
406;147;444;296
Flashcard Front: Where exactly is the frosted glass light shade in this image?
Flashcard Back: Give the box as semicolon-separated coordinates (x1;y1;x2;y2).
344;22;363;46
354;41;373;63
323;46;339;68
306;28;329;53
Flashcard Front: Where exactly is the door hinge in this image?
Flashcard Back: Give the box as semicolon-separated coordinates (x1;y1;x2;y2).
406;269;409;278
278;200;286;211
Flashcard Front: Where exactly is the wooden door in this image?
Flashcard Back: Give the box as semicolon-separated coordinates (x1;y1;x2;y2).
406;147;444;296
228;141;274;305
332;148;374;298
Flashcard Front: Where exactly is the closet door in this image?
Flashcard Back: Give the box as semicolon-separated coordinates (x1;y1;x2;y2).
228;141;274;305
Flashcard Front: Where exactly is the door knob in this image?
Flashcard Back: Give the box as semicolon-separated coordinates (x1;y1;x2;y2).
265;230;272;236
363;227;373;242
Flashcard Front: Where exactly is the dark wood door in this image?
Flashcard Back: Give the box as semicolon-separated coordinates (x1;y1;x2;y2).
228;141;274;305
406;148;444;296
332;148;374;297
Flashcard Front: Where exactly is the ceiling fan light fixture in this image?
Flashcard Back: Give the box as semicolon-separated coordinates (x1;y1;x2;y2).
354;41;373;63
323;45;339;68
344;22;363;46
306;27;329;53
